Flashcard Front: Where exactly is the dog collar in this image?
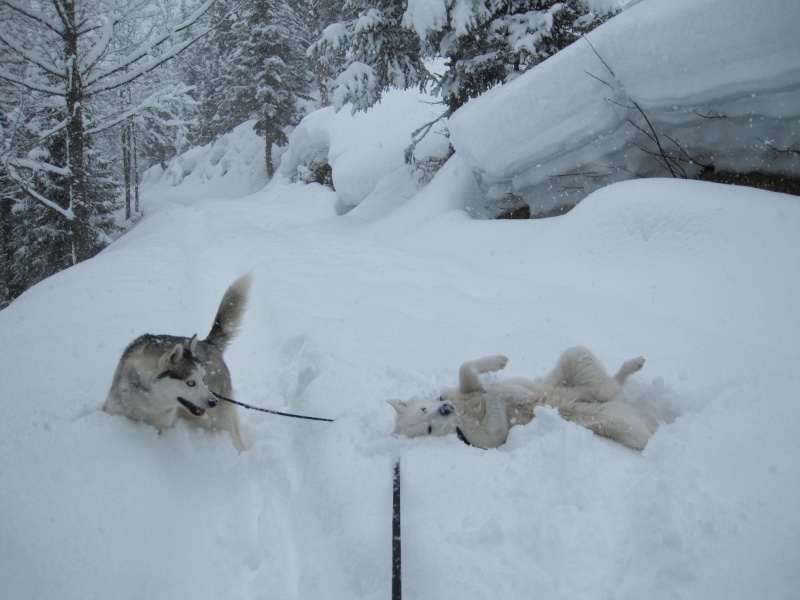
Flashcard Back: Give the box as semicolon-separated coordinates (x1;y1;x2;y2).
456;427;484;449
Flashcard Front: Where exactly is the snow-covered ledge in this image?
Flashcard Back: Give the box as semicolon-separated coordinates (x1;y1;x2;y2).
448;0;800;216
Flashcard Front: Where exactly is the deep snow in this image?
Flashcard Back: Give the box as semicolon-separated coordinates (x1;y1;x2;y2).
448;0;800;214
2;1;800;599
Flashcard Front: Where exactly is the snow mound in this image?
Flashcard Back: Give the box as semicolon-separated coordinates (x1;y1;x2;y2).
277;87;450;212
448;0;800;215
140;120;268;207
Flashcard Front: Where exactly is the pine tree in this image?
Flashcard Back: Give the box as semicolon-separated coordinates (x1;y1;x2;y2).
188;0;326;177
312;0;432;112
318;0;612;113
430;0;611;112
5;133;119;301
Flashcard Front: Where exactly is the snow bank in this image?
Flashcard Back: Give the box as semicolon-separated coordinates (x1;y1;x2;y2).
140;120;269;206
448;0;800;214
278;87;450;211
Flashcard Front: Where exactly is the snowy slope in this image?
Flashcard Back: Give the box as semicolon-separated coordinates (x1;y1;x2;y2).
2;1;800;599
140;119;270;206
449;0;800;214
2;154;799;600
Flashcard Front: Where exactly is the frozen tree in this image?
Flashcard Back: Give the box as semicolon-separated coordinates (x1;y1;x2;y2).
189;0;338;177
301;0;354;106
316;0;612;113
311;0;432;112
423;0;612;112
0;0;217;292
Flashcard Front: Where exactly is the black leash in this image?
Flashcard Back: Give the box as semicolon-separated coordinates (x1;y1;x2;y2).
392;458;402;600
211;392;335;423
212;389;402;598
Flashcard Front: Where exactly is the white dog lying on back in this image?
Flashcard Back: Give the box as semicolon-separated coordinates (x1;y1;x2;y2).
388;347;654;450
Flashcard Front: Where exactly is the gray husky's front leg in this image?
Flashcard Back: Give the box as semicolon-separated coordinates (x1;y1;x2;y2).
458;355;509;393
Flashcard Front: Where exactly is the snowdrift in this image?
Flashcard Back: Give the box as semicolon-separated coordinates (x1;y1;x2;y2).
140;119;269;205
448;0;800;214
1;174;799;599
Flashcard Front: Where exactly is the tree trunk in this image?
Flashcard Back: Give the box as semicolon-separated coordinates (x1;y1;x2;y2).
132;120;140;214
122;122;131;220
265;130;274;179
64;1;92;264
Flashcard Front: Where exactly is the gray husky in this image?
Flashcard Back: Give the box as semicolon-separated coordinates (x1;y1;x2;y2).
103;274;251;452
389;347;654;450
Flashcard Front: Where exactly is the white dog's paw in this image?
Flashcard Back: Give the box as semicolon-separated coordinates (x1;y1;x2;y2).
475;355;509;374
615;356;645;382
623;356;646;373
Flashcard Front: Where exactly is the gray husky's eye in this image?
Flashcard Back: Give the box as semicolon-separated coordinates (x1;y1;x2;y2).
186;380;196;387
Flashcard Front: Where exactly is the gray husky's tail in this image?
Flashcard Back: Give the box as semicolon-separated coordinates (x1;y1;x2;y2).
206;273;252;352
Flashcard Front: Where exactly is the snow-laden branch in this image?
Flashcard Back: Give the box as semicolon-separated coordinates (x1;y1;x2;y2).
0;69;65;96
84;84;195;135
0;31;64;78
85;28;210;95
29;117;70;143
9;156;71;177
0;0;64;36
83;0;216;89
332;61;379;112
79;11;121;76
3;160;75;220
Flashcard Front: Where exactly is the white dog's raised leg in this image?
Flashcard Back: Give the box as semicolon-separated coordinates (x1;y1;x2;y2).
458;355;508;393
457;390;512;449
613;356;646;385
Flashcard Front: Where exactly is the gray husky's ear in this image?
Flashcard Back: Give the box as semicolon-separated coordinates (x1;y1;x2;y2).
158;343;184;370
386;399;408;414
188;334;198;355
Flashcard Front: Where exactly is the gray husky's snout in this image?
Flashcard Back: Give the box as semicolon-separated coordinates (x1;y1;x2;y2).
208;397;219;408
439;403;454;416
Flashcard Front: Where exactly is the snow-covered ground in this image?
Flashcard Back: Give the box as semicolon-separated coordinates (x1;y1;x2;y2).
2;1;799;599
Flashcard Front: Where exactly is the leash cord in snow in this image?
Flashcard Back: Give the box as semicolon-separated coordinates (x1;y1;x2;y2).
212;392;334;423
392;458;402;600
214;390;402;598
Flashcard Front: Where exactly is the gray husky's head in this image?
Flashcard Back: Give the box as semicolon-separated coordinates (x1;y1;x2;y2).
154;335;218;417
387;396;456;437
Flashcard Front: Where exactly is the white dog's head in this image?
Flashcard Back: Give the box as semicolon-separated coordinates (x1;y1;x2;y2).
387;396;456;438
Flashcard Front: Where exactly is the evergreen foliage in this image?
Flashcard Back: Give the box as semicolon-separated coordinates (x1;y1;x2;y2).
188;0;341;175
316;0;613;113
